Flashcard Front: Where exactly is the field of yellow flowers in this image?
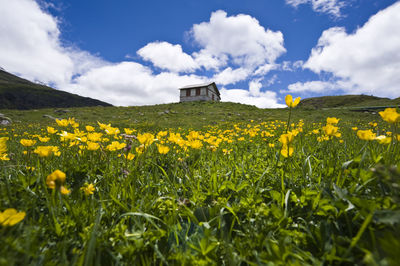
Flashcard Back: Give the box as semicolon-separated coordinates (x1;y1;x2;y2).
1;98;400;265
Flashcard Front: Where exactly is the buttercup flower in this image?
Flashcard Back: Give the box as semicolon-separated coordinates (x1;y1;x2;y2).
157;144;170;154
46;170;70;195
0;208;26;227
20;139;36;147
285;95;301;108
80;183;95;196
357;129;376;141
379;108;400;123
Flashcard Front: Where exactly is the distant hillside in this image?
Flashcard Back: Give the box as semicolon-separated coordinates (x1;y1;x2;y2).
0;69;112;110
298;95;400;109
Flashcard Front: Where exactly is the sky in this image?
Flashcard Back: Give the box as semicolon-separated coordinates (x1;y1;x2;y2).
0;0;399;108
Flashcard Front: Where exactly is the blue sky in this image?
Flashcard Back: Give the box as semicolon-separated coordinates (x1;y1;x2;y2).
0;0;399;107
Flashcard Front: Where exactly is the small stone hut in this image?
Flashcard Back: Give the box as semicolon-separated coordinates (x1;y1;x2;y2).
179;82;221;102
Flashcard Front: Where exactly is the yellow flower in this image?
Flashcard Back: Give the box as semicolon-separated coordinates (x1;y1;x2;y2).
379;108;400;123
87;132;103;142
124;128;136;135
86;141;100;151
322;124;340;137
56;119;69;127
20;139;36;147
0;208;26;227
375;135;391;145
281;145;294;158
0;137;9;161
157;144;170;154
326;117;339;125
106;141;126;151
188;139;203;149
59;131;76;141
47;127;57;134
80;183;95;196
33;146;60;157
279;132;294;145
137;133;155;146
38;136;50;142
105;127;120;135
125;153;135;160
86;125;95;132
136;144;145;154
357;129;376;141
222;148;232;155
46;170;70;195
97;121;111;130
285;95;301;108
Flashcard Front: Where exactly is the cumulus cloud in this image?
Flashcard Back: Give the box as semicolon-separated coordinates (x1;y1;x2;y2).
286;0;345;17
285;80;340;94
221;80;285;108
304;2;400;98
212;67;250;85
0;0;288;107
137;42;198;73
190;10;286;69
0;0;104;86
64;62;207;106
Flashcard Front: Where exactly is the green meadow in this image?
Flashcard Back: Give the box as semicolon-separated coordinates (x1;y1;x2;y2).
1;101;399;265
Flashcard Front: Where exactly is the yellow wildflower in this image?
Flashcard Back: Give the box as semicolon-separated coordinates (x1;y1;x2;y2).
188;139;203;149
87;132;103;142
357;129;376;141
97;121;111;130
124;128;136;135
47;127;57;134
86;125;95;132
157;144;170;154
326;117;339;124
375;135;391;145
46;170;70;195
281;146;294;158
379;108;400;123
137;133;155;146
125;153;135;160
33;146;60;157
322;124;340;137
106;141;126;151
105;127;120;135
285;95;301;108
56;119;69;127
86;141;100;151
0;208;26;227
0;137;9;161
38;136;50;142
136;144;145;154
80;183;95;196
20;139;36;147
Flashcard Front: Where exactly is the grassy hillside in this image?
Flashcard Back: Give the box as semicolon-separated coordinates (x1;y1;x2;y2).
298;94;400;109
0;70;112;109
1;100;382;131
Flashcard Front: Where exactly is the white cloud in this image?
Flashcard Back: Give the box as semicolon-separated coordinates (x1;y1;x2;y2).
254;63;277;76
190;10;286;69
221;80;285;108
0;0;104;86
304;2;400;98
286;0;345;17
212;67;250;85
285;80;340;94
64;62;207;106
0;0;288;107
137;41;198;73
